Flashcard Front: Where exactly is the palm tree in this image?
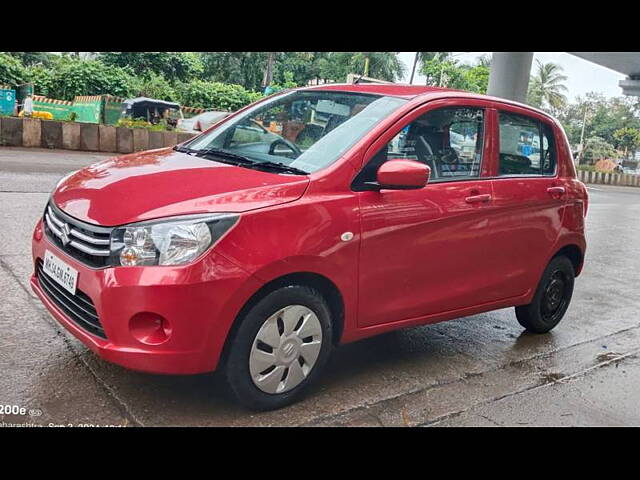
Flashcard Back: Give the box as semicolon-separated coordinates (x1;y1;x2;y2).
527;60;568;112
351;52;405;82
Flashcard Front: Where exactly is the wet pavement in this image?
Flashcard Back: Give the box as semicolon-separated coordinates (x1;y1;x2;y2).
1;146;639;427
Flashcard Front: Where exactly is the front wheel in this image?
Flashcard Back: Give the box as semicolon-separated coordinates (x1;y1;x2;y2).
515;256;575;333
224;285;333;411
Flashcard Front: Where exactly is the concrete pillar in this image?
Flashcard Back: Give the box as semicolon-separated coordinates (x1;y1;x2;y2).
62;123;81;150
177;132;197;144
99;125;117;152
1;117;23;146
116;127;133;154
132;128;149;152
41;120;63;149
163;132;178;147
23;118;41;147
488;52;534;103
80;124;100;151
148;131;165;150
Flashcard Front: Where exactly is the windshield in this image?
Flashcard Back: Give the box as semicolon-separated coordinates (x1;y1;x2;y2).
185;90;407;174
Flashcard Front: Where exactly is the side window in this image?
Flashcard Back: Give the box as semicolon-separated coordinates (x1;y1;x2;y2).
356;107;485;185
498;112;557;176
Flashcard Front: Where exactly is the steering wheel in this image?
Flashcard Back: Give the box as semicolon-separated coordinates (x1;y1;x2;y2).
269;138;302;157
440;147;460;165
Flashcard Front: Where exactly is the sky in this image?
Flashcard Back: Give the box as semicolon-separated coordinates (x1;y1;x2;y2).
398;52;627;101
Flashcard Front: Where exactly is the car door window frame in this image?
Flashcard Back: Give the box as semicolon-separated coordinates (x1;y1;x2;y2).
351;98;494;191
487;104;560;180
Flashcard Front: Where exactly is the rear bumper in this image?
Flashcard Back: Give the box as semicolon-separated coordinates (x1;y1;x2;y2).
31;219;260;375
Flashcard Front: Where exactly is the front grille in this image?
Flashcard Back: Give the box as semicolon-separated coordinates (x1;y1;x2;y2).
43;202;113;268
36;260;106;339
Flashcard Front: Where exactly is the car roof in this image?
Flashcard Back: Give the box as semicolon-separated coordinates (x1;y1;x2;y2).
300;82;456;98
299;83;554;121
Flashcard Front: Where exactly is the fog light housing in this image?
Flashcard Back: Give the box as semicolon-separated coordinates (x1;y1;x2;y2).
129;312;172;345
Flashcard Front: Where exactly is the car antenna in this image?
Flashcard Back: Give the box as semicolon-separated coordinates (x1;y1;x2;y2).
353;73;364;84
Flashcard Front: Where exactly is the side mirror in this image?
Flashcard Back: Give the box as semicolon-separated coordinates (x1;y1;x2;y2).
374;159;430;190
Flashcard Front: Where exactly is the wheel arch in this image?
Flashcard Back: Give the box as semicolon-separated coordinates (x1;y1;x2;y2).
552;243;584;276
219;271;345;367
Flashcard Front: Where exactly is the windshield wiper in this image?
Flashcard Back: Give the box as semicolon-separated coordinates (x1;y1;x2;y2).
173;145;199;155
197;148;308;175
254;161;308;175
195;147;255;164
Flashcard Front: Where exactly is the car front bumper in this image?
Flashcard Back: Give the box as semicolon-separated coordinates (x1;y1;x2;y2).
30;218;260;375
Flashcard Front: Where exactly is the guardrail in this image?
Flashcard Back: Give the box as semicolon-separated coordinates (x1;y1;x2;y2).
0;116;196;153
576;169;640;187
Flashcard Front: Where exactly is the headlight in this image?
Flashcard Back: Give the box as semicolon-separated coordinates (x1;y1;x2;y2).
110;214;239;267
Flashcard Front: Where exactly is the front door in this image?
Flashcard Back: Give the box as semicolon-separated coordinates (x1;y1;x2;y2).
355;104;496;328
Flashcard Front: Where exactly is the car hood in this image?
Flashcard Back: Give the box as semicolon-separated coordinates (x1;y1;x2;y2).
52;148;310;226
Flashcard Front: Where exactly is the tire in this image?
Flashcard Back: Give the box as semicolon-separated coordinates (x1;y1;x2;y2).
224;285;333;411
515;256;575;334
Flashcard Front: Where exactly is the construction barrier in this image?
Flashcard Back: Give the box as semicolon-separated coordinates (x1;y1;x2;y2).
181;105;207;119
0;89;16;115
33;95;74;121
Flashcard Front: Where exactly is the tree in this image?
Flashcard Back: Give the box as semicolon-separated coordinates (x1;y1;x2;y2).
582;136;617;164
408;52;451;84
527;60;568;112
5;52;55;67
557;93;640;149
0;52;26;86
420;55;489;94
199;52;268;91
613;127;640;160
99;52;204;83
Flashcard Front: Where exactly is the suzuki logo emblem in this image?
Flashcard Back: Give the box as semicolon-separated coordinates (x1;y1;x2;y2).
282;343;296;356
60;223;71;246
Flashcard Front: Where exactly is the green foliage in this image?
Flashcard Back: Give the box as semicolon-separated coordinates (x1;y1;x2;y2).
25;57;137;101
267;72;298;94
6;52;55;67
527;60;568;113
131;72;177;102
421;56;489;94
175;80;262;110
116;118;169;131
582;136;617;164
613;127;640;159
24;65;55;96
0;52;26;86
99;52;204;82
558;93;640;148
199;52;268;91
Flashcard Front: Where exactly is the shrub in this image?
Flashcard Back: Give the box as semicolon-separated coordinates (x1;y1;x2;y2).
175;80;262;111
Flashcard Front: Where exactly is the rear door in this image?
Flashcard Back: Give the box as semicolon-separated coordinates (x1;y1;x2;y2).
355;99;498;328
485;106;569;299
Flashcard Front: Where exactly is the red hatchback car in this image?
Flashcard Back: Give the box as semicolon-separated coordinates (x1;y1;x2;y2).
31;84;588;410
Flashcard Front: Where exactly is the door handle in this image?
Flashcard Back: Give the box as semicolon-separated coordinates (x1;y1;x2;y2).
547;186;566;197
465;193;491;204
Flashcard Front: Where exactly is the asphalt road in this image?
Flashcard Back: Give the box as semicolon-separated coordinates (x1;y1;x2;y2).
1;146;639;427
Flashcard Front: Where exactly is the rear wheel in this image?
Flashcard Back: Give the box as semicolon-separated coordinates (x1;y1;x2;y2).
515;256;575;333
224;285;333;411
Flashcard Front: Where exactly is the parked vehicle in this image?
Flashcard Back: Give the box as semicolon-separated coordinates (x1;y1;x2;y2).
120;97;183;128
176;110;231;133
31;84;588;410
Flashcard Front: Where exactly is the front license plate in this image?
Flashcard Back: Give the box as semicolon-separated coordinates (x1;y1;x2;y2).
43;250;78;295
